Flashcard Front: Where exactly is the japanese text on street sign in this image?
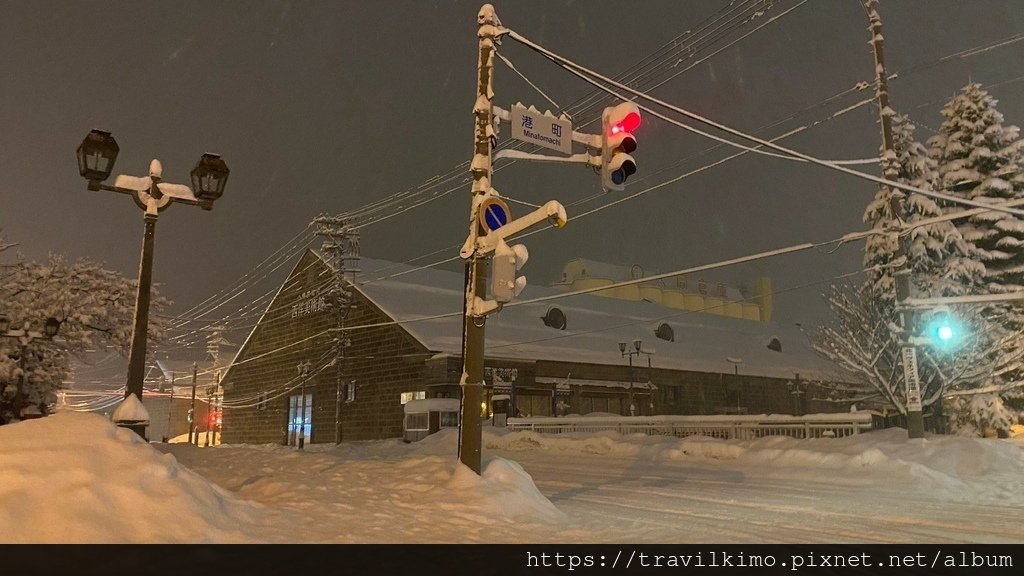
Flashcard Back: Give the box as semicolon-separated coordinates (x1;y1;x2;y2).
510;105;572;155
901;346;923;411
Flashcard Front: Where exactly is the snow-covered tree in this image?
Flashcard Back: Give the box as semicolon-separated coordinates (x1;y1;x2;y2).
817;114;994;421
0;231;169;424
927;83;1024;433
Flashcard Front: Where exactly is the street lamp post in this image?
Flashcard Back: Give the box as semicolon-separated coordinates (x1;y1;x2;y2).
77;130;228;438
726;357;744;414
619;340;654;415
0;314;61;421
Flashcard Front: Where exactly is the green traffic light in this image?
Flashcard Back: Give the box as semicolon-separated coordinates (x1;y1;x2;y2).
926;311;960;349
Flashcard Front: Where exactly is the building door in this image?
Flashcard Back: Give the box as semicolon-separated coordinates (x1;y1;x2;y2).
287;393;313;445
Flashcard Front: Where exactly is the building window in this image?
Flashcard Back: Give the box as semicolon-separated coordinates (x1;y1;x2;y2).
400;391;426;405
346;381;356;402
766;337;782;352
440;410;460;428
655;323;674;342
541;307;567;330
287;393;313;446
404;412;429;432
256;391;268;411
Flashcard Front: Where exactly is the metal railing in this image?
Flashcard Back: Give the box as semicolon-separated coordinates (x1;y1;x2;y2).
506;413;874;440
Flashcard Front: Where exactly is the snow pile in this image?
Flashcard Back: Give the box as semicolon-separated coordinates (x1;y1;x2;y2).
487;426;1024;506
448;457;564;522
0;412;264;543
4;414;1023;543
486;429;644;456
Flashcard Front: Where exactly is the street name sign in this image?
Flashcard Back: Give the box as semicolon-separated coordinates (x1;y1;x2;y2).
510;104;572;155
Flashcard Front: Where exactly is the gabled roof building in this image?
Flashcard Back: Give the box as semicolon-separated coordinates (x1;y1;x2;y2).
220;251;844;445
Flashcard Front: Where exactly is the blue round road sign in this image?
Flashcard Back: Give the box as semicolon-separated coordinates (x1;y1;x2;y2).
479;198;512;232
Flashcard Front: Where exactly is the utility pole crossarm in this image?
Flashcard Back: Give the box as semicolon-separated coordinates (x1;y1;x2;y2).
904;292;1024;307
493;149;594;165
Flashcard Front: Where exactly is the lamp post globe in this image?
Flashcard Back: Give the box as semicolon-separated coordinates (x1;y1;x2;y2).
190;153;230;210
76;129;119;185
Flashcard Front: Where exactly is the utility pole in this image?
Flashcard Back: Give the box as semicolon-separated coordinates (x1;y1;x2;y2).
205;385;214;447
188;362;198;445
314;214;358;446
165;372;175;441
335;374;343;444
212;370;221;446
864;0;924;438
296;361;311;449
458;4;505;474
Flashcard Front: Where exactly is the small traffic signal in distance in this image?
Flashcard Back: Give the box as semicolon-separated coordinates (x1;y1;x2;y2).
491;238;529;303
601;102;641;191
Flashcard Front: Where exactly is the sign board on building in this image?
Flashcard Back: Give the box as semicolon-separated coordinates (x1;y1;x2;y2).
900;346;923;412
510;104;572;155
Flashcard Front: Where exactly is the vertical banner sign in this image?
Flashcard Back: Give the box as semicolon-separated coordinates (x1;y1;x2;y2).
510;105;573;155
901;346;923;412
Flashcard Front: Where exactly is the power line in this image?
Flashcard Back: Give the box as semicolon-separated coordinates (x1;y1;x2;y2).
486;264;885;352
505;27;1024;218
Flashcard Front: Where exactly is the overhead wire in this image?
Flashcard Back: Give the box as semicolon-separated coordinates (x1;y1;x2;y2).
357;91;878;286
505;27;1024;217
164;1;790;319
161;3;1024;360
486;263;889;352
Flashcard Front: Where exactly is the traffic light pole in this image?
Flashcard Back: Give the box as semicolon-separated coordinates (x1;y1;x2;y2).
865;0;924;438
458;4;505;475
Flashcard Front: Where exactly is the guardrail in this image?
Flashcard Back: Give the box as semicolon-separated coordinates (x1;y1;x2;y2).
505;413;874;440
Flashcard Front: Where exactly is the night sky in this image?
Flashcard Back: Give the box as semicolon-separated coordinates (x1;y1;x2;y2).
3;0;1024;338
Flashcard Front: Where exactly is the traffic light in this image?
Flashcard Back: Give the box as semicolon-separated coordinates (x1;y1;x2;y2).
601;102;641;191
491;238;528;303
924;309;961;350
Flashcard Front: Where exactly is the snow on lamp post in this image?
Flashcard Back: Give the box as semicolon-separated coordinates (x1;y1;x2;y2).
77;129;229;439
0;314;61;420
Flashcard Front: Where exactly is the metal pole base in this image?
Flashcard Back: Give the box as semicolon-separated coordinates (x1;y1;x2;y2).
906;411;925;439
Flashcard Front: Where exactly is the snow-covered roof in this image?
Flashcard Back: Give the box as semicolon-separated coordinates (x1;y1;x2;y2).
346;256;839;381
565;257;744;298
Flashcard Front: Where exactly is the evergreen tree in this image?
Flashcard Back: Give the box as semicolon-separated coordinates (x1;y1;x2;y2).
818;114;991;419
927;83;1024;433
929;83;1024;296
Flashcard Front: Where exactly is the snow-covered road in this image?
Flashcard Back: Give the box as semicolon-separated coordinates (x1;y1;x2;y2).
158;426;1024;543
4;413;1022;543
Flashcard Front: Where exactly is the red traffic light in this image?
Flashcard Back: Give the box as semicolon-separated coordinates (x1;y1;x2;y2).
609;111;641;135
600;102;642;192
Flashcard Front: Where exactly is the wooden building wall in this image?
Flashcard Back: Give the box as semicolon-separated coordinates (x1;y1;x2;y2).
221;251;430;444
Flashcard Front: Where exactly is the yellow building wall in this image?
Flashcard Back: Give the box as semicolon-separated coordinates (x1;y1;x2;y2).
662;289;685;310
752;276;773;322
704;296;725;315
639;285;663;304
555;261;771;322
